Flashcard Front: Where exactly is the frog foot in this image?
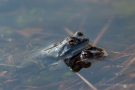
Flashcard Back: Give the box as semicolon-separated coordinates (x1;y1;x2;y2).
93;50;108;59
102;49;109;57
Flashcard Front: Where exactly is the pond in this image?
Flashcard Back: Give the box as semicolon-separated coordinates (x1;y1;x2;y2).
0;0;135;90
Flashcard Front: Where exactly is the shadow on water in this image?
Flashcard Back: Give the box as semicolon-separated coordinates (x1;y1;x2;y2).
0;0;135;90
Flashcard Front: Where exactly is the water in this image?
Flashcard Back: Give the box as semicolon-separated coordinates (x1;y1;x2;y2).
0;0;135;90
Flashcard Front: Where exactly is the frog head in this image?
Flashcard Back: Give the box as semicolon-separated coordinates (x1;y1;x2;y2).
45;31;89;59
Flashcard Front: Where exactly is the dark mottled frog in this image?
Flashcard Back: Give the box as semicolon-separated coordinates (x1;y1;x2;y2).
64;44;108;72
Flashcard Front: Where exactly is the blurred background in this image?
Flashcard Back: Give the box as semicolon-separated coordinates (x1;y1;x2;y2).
0;0;135;90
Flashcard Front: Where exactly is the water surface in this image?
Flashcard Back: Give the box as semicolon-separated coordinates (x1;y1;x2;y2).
0;0;135;90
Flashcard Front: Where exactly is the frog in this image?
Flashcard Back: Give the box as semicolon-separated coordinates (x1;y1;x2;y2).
13;31;90;73
64;44;108;72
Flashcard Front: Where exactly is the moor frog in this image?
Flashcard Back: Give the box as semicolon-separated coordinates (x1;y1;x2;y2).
14;31;90;73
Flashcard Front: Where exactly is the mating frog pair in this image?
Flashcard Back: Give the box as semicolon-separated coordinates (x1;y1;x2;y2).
41;31;108;72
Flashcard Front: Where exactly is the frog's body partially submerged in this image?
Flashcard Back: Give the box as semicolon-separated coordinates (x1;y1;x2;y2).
15;31;90;72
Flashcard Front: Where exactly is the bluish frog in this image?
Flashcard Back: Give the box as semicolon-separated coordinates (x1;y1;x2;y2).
14;31;90;73
34;31;89;60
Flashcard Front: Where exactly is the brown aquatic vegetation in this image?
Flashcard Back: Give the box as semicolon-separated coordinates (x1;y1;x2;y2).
0;71;7;77
16;28;43;37
93;17;113;46
101;44;135;90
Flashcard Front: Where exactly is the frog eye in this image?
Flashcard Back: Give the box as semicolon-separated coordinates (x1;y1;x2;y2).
69;39;76;45
81;51;90;59
74;31;84;37
82;52;88;57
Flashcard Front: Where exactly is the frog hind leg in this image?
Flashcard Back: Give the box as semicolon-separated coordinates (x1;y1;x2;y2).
71;64;83;72
81;62;91;68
